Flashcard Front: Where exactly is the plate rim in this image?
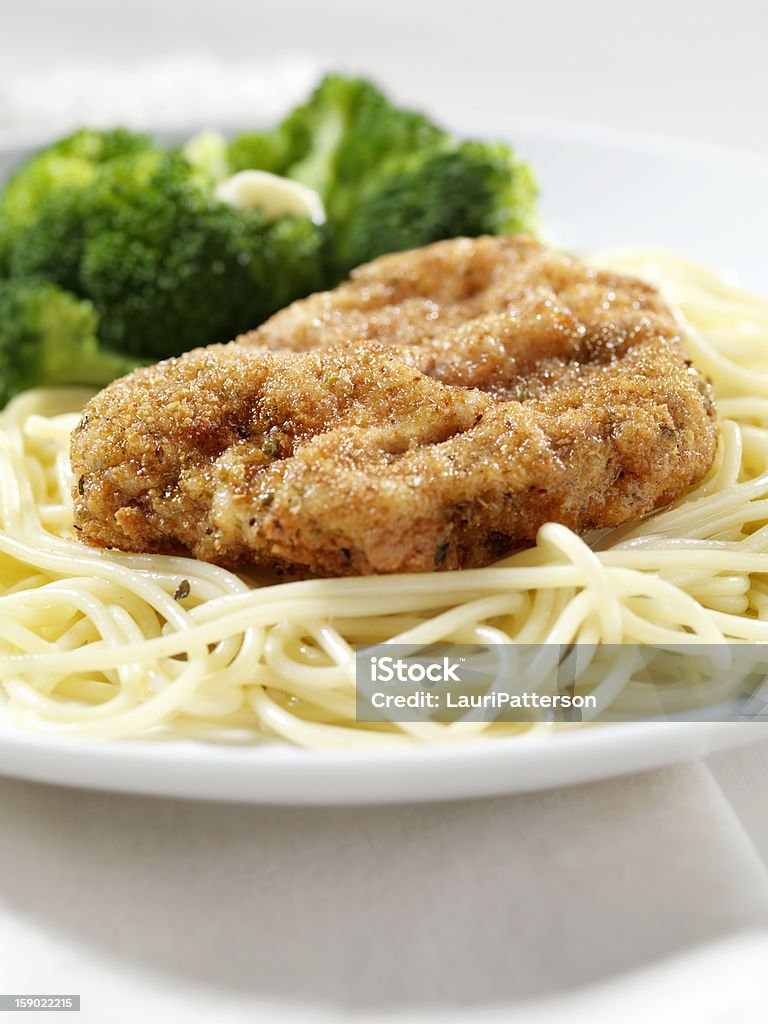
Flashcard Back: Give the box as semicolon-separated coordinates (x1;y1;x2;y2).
0;720;765;805
2;113;768;174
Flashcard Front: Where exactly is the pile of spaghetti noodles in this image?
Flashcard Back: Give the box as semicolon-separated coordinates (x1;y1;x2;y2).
1;249;768;746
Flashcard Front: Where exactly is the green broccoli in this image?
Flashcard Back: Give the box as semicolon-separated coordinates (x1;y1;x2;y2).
181;131;230;185
277;75;446;207
335;140;538;271
2;136;164;293
1;138;326;362
0;128;154;234
5;186;94;293
227;75;538;276
79;153;326;359
226;130;294;177
0;75;539;405
0;279;138;407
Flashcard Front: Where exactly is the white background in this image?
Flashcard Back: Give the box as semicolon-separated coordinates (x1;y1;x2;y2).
1;0;767;155
2;1;768;1021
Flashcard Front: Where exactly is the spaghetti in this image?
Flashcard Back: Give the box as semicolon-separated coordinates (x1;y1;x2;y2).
1;250;767;746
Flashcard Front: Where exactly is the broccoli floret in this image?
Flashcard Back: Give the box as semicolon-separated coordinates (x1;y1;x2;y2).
277;75;445;204
0;280;139;407
336;140;538;271
79;153;325;359
2;135;162;293
0;78;539;389
184;128;294;181
228;75;538;277
5;187;91;293
227;131;293;177
2;139;326;362
0;128;153;233
228;75;445;219
181;131;230;185
0;231;10;278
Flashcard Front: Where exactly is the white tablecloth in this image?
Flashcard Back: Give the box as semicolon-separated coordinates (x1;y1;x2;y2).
2;762;768;1023
2;3;768;1019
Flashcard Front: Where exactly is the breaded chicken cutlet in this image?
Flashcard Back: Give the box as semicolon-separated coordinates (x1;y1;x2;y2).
71;236;717;576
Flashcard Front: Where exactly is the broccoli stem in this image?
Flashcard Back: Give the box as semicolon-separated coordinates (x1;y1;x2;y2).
42;345;139;389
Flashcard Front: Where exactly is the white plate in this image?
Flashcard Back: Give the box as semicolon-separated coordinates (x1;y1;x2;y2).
1;120;767;804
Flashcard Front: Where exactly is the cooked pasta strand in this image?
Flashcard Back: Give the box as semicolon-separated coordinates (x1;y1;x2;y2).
1;250;767;744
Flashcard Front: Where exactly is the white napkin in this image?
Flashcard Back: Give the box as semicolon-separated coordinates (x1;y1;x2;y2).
1;762;767;1022
0;55;324;138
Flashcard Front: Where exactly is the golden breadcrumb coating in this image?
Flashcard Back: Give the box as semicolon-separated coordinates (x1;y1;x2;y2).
71;236;717;576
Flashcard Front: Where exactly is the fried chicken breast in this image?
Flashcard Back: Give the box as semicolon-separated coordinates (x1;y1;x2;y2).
71;236;717;576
